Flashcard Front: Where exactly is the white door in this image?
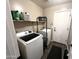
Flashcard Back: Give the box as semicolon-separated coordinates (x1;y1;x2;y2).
53;10;71;45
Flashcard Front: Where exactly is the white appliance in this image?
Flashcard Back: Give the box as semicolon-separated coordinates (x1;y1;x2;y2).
39;28;51;46
23;12;31;21
16;31;43;59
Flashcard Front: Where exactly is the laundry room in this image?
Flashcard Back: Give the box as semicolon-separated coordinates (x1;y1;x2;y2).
6;0;72;59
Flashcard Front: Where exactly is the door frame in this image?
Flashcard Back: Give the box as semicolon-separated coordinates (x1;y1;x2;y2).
52;9;72;45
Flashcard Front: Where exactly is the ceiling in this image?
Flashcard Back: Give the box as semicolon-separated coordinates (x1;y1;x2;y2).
31;0;72;8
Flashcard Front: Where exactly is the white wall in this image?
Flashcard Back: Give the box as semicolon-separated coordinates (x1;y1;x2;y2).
9;0;43;21
9;0;44;32
44;2;72;28
9;0;72;33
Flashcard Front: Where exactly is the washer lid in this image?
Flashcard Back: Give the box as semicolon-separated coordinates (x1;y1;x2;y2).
20;33;39;42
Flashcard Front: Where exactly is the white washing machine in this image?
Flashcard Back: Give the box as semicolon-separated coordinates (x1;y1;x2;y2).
16;31;43;59
39;28;51;46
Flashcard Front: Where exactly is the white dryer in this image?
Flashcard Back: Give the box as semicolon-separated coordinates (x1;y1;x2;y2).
39;28;51;46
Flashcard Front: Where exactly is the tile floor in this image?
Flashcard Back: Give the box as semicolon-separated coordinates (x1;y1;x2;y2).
41;41;67;59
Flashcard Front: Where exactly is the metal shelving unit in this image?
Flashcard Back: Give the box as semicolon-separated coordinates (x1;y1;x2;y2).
36;17;48;48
